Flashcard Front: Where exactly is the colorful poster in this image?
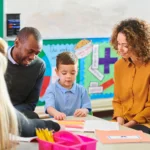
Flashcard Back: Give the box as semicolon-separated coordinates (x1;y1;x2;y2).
8;38;118;106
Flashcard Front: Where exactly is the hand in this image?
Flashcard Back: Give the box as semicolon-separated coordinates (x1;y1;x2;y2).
117;117;125;125
124;120;137;127
54;112;66;120
74;108;88;117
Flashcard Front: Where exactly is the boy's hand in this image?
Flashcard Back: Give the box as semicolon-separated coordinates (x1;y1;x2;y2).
54;112;66;120
47;107;66;120
74;108;89;117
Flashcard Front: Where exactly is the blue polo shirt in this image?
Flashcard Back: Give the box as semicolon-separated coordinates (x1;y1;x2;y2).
44;80;91;116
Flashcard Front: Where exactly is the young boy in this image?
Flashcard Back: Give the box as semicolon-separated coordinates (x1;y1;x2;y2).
44;52;91;120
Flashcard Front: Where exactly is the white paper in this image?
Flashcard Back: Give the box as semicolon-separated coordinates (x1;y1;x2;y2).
65;128;84;132
90;82;99;87
16;136;37;142
92;44;99;69
10;134;37;142
88;86;103;94
84;120;119;132
89;66;104;81
108;135;140;140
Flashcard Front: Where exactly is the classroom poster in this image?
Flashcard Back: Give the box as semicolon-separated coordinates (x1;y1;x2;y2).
37;38;118;105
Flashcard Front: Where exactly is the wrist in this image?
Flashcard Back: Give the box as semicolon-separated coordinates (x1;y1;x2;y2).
84;108;89;114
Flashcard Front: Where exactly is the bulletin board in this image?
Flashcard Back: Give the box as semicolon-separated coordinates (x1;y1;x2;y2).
8;38;118;111
24;38;117;110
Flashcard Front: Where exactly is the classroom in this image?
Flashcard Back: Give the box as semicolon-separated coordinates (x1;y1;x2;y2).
1;0;150;149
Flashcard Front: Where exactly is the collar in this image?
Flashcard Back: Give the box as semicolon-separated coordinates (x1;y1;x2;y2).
123;58;143;68
8;46;18;65
56;80;76;94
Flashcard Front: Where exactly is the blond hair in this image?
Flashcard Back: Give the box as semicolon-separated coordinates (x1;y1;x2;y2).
0;38;18;150
0;37;8;56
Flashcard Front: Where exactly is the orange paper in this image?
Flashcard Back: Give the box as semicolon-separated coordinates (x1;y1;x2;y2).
57;120;85;129
95;130;150;144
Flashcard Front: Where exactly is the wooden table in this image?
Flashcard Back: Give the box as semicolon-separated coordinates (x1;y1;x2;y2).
17;115;150;150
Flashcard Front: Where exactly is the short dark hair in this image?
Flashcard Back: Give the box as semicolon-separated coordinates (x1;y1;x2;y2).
17;27;42;42
56;52;78;69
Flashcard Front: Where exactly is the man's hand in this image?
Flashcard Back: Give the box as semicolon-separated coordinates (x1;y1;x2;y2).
117;117;125;125
74;108;89;117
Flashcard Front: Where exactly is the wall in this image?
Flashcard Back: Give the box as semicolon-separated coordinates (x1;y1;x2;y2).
4;0;150;39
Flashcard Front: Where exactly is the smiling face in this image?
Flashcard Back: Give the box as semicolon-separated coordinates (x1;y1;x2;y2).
117;32;132;59
14;35;42;66
55;64;78;89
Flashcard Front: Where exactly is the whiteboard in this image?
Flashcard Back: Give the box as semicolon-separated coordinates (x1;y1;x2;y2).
5;0;150;39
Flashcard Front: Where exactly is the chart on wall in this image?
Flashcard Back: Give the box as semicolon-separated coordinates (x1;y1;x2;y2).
38;38;118;104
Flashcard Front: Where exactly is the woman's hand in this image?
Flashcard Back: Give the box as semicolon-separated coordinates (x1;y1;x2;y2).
117;117;125;125
124;120;137;127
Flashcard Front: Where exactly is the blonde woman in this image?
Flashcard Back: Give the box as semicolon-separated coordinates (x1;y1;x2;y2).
0;38;60;149
0;38;18;149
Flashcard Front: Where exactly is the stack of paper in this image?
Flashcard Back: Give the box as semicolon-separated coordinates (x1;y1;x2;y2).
57;120;85;132
57;120;119;132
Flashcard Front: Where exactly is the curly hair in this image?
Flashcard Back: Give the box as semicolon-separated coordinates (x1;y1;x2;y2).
110;18;150;63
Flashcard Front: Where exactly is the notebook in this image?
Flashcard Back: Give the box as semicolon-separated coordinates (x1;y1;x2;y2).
95;130;150;144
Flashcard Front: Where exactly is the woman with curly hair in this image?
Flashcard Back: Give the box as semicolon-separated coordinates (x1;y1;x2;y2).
110;18;150;133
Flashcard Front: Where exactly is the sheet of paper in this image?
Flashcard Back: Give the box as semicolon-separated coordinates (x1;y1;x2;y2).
84;120;119;132
17;136;37;142
92;44;99;69
56;120;85;132
10;134;37;142
88;66;104;81
65;128;84;132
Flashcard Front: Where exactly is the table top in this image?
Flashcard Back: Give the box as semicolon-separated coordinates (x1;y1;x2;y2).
16;115;150;150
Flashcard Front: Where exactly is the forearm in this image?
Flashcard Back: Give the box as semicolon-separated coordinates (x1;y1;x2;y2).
47;106;60;117
16;110;60;137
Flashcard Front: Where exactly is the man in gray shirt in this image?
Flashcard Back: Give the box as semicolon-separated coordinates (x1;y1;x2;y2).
5;27;46;118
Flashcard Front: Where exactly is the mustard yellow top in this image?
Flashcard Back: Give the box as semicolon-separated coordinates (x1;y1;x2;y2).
113;58;150;127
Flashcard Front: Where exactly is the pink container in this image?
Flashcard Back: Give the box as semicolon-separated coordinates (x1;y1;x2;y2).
37;130;97;150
